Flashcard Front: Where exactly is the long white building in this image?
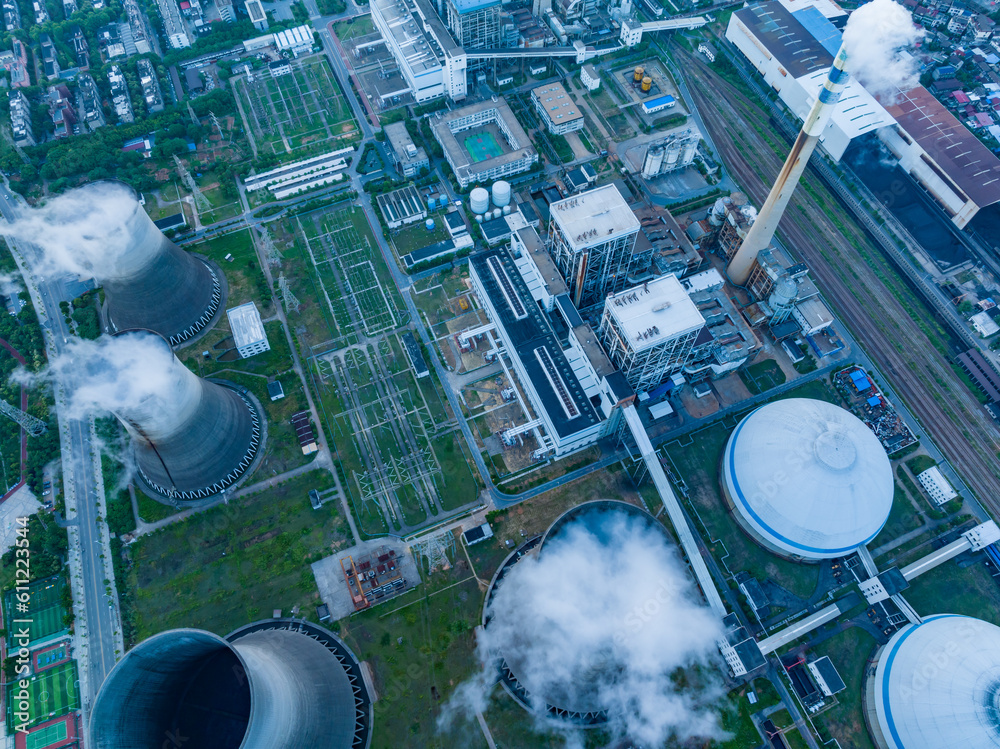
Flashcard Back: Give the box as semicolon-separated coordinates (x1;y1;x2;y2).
371;0;468;102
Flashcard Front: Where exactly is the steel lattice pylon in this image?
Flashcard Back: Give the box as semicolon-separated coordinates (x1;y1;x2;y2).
173;155;212;212
0;399;46;436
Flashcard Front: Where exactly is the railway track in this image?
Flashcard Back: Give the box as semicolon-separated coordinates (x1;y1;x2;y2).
675;47;1000;513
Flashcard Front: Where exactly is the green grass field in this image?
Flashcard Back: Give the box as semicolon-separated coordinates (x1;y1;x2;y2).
3;577;66;645
25;721;67;749
5;661;79;731
464;131;503;162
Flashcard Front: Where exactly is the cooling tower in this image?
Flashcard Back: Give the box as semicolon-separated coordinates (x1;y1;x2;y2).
90;620;372;749
864;615;1000;749
110;331;262;502
722;398;892;560
727;47;850;284
95;182;223;345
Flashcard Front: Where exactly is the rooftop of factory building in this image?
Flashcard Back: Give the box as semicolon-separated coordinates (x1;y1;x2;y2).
384;121;427;167
550;184;639;252
531;82;583;126
604;275;705;353
373;0;454;77
471;248;600;438
376;184;425;224
733;2;833;79
519;226;568;297
227;302;267;348
449;0;499;12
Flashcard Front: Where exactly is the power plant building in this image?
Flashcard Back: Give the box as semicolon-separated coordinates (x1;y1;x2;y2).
384;121;429;177
598;275;705;393
864;615;1000;749
371;0;468;102
90;619;372;749
445;0;500;51
727;0;1000;228
468;232;634;457
531;82;584;135
640;129;700;179
722;398;893;560
431;99;537;187
227;302;270;358
547;184;641;308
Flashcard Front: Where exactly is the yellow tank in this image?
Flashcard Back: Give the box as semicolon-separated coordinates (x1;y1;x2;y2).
633;66;644;82
641;76;652;92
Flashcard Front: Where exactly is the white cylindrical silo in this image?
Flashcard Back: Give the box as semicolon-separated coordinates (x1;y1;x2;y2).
492;208;502;220
492;180;511;208
721;398;893;560
502;205;511;215
865;615;1000;749
470;187;490;215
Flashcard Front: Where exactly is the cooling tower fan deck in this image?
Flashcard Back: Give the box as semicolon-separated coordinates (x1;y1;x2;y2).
92;182;226;345
90;619;373;749
109;331;264;504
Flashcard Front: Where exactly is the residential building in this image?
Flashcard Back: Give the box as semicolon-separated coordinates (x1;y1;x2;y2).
48;85;77;139
63;0;78;15
531;82;584;135
69;25;89;69
40;33;60;80
580;64;600;90
157;0;191;47
370;0;468;102
7;39;29;88
9;90;34;147
384;121;429;177
2;0;19;31
32;0;48;24
547;183;641;308
245;0;268;31
124;0;153;54
98;24;126;58
108;65;135;124
77;73;106;130
216;0;235;21
137;58;164;114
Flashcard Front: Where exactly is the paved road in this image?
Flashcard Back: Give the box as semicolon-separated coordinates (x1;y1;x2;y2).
0;183;122;719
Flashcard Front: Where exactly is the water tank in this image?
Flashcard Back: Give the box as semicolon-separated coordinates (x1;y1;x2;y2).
426;196;436;210
492;180;511;207
425;218;435;230
730;191;748;207
633;66;644;82
641;76;652;92
492;208;502;220
769;277;797;309
470;187;490;215
476;214;484;223
502;205;511;215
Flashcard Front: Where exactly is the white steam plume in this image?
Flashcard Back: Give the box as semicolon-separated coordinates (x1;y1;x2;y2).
29;332;201;437
0;272;23;305
440;509;727;747
0;182;142;278
843;0;924;99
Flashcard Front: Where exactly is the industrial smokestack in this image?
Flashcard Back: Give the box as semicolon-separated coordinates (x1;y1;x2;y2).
61;331;262;502
1;181;223;345
726;0;922;285
726;47;850;285
90;620;373;749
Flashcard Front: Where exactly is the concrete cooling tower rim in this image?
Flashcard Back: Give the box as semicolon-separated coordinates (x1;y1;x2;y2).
485;500;668;726
89;619;373;749
869;614;1000;749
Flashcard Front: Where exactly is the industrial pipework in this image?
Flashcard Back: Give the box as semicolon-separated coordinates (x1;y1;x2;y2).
90;620;373;749
726;46;850;285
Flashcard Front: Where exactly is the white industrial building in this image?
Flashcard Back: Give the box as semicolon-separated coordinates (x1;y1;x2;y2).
384;121;429;177
227;302;270;358
598;275;705;393
468;230;634;457
864;615;1000;749
370;0;468;102
580;64;600;91
531;82;584;135
273;24;313;56
640;129;700;179
245;0;267;30
547;184;641;308
727;0;1000;228
916;466;958;506
722;398;894;560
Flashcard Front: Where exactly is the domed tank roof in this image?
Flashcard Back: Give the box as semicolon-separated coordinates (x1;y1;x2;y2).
771;277;797;307
871;615;1000;749
722;398;893;559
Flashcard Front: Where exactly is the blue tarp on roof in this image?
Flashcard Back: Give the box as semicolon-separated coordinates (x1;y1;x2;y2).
867;396;881;407
643;94;675;108
850;369;865;380
853;376;871;391
792;6;842;56
648;381;672;399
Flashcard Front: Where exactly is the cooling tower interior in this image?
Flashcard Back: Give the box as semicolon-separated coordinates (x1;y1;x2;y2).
96;182;223;345
863;614;1000;749
112;332;262;503
722;398;893;560
90;620;372;749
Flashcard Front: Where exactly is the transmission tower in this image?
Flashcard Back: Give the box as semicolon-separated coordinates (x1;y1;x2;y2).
259;227;282;267
173;155;211;212
209;111;226;142
411;532;455;573
0;400;47;437
186;100;199;125
278;274;300;314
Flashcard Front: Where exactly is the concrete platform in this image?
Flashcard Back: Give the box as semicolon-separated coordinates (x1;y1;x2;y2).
311;538;420;622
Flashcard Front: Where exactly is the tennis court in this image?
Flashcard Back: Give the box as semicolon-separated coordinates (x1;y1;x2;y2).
3;577;67;645
464;131;503;163
6;661;80;731
33;643;68;672
25;722;66;749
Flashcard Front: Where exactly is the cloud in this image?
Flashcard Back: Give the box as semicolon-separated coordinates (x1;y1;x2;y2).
843;0;924;99
441;508;727;747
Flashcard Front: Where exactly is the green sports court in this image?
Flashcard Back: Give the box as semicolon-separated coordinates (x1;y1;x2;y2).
463;131;503;163
3;577;67;645
5;661;79;732
24;721;66;749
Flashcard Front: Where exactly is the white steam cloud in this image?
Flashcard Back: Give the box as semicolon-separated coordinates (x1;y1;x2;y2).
31;332;199;437
843;0;924;99
0;272;23;305
0;182;142;278
441;509;726;747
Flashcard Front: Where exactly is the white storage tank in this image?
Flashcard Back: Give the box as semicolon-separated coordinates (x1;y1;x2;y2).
425;218;435;230
470;187;490;215
492;180;511;208
492;208;501;220
475;214;484;223
502;205;511;215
